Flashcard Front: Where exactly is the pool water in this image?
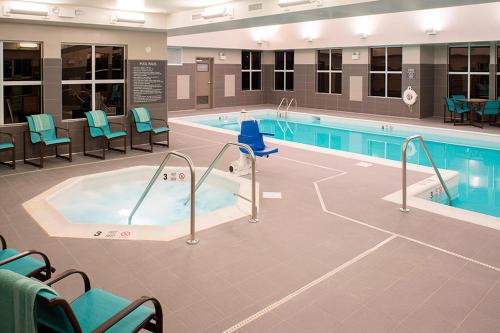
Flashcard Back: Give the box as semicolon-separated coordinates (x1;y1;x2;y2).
48;167;239;226
188;110;500;218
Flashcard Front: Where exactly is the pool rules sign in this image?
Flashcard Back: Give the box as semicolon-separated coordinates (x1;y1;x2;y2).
130;60;166;104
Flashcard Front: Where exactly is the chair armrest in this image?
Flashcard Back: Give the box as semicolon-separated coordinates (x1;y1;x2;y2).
108;121;126;132
0;131;14;144
0;250;55;274
260;132;274;136
150;118;169;128
0;235;6;250
55;127;71;137
46;269;91;292
24;130;43;142
92;296;163;333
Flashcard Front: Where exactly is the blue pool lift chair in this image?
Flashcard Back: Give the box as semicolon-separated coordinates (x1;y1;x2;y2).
36;269;163;332
130;107;170;153
84;110;127;160
476;100;500;128
238;120;278;157
0;131;15;169
444;97;470;125
0;234;55;281
24;114;72;168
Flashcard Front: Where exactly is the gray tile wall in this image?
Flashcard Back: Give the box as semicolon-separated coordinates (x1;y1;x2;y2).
167;63;265;111
264;63;423;118
0;58;168;160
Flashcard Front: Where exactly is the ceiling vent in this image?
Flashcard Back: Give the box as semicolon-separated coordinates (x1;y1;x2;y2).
191;13;203;21
248;3;263;12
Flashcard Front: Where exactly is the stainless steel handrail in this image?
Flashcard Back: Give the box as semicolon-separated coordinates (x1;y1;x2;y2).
128;151;199;245
401;135;452;212
277;97;289;113
185;142;258;223
287;98;297;112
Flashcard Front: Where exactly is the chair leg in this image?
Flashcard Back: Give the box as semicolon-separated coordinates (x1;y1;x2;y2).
40;144;44;168
11;146;15;169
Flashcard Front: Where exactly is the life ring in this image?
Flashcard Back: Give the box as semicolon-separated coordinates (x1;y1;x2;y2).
403;87;418;107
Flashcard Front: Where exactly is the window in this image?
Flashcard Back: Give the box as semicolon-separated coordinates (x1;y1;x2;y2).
241;50;261;91
61;44;125;120
274;50;294;91
316;49;342;94
448;45;490;99
369;47;402;98
0;41;43;125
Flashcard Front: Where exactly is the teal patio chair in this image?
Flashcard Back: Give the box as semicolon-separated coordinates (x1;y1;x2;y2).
476;100;500;128
130;107;170;152
444;97;469;125
0;235;55;281
0;131;15;169
24;114;72;168
84;110;127;160
36;269;163;332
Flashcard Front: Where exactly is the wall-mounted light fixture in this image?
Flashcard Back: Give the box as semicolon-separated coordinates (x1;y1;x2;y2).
202;5;233;19
256;37;265;45
19;42;39;48
358;32;369;39
278;0;322;8
304;35;314;42
111;11;146;24
4;1;49;16
425;27;438;35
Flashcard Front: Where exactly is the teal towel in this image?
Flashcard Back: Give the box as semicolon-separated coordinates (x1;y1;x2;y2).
0;269;58;333
89;111;107;127
134;108;151;123
31;115;52;132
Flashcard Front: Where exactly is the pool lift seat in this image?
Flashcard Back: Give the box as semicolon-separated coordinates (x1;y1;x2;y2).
230;119;278;176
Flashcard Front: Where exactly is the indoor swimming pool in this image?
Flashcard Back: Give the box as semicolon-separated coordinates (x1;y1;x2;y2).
177;110;500;219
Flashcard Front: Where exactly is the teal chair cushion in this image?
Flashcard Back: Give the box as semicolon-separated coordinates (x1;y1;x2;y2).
45;138;71;146
27;115;57;144
105;131;127;140
85;111;111;138
152;127;168;135
36;290;75;332
479;100;500;115
0;142;14;150
70;288;154;333
131;108;153;133
0;248;45;276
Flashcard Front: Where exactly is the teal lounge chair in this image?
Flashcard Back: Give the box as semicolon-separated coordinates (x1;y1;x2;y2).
0;235;55;281
84;110;127;160
37;269;163;332
130;107;169;152
476;100;500;128
444;97;469;125
0;131;15;169
24;114;72;168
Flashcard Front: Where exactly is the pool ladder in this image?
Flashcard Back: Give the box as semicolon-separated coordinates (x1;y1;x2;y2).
128;151;199;245
401;135;452;212
276;98;296;135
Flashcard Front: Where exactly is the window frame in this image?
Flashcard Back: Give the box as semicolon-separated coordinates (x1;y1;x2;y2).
241;50;262;91
61;43;126;121
448;44;490;99
316;48;342;95
369;46;402;98
274;50;294;91
0;40;44;126
167;46;183;66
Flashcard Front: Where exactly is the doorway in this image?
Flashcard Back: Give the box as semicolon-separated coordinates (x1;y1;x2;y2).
195;57;213;109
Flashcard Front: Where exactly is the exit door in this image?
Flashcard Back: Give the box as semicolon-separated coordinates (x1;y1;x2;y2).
195;58;213;109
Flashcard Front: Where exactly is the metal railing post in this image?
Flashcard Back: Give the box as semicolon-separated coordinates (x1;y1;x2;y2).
401;135;453;213
185;142;259;223
128;151;199;245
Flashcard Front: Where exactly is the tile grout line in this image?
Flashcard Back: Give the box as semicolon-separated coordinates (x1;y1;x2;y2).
314;176;500;273
0;142;218;178
221;235;398;333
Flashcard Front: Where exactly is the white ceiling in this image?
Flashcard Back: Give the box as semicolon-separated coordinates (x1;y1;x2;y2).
29;0;237;13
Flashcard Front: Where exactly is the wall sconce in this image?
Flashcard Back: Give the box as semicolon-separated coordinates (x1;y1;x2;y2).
358;32;368;39
304;35;313;43
425;27;438;35
256;37;265;44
